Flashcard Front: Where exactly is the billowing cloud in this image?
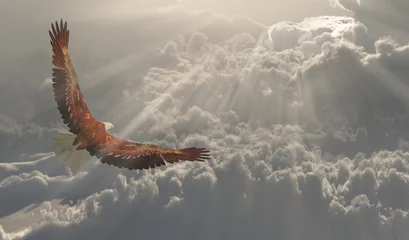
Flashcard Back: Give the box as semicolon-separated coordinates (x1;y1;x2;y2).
332;0;409;42
2;4;409;240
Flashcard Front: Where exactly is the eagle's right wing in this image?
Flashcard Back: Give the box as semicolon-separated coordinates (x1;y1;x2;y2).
49;19;100;135
89;135;211;170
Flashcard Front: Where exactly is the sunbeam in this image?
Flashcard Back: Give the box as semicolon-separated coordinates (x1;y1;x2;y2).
4;1;409;239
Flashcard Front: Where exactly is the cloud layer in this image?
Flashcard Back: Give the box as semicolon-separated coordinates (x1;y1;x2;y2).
2;4;409;240
333;0;409;42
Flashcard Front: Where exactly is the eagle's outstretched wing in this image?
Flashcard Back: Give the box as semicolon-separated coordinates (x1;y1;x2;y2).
90;136;210;170
50;19;210;170
49;19;99;135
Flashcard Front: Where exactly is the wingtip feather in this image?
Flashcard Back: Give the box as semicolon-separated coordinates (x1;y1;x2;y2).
50;19;70;68
162;147;211;163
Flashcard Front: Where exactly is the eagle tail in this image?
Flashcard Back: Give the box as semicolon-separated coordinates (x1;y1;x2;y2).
52;131;86;172
162;147;211;163
49;19;69;68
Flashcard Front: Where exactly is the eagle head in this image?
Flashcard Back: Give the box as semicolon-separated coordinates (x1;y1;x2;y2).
102;122;115;131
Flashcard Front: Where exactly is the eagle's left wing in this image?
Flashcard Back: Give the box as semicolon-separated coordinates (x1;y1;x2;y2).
49;19;100;135
89;135;210;170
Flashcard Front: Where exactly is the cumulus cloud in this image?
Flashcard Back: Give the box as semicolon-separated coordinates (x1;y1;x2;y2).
8;148;409;240
332;0;409;42
2;3;409;240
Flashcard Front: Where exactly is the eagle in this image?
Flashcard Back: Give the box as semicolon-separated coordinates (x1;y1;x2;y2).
49;19;210;171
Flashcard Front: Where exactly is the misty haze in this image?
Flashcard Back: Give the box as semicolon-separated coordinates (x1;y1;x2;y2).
1;0;409;239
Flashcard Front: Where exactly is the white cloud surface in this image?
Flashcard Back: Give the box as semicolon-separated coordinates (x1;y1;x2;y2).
2;2;409;240
332;0;409;43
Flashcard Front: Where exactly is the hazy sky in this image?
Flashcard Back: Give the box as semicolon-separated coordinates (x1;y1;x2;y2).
0;0;348;22
2;0;409;239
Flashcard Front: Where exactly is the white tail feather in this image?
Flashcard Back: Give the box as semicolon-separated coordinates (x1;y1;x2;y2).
52;131;87;172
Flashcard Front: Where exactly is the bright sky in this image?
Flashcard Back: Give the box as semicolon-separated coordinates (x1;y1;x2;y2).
3;0;409;239
0;0;349;24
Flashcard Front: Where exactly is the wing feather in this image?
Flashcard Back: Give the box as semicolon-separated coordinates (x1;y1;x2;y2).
49;19;98;135
95;137;210;170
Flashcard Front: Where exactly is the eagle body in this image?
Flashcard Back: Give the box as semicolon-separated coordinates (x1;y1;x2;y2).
49;19;210;171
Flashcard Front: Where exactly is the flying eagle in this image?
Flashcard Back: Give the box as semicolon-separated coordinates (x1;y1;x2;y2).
49;19;210;171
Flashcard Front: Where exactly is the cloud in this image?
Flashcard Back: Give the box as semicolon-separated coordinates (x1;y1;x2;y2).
0;225;10;240
2;5;409;240
0;152;65;180
8;147;409;240
332;0;409;42
0;115;56;163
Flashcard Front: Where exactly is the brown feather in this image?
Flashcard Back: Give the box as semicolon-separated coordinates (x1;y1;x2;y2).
50;19;99;135
95;137;211;170
50;19;211;171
